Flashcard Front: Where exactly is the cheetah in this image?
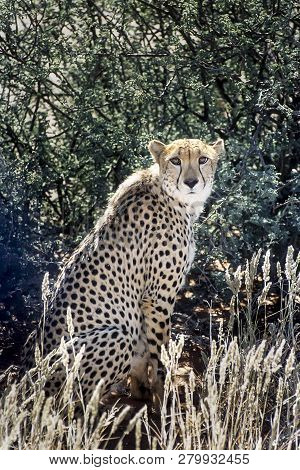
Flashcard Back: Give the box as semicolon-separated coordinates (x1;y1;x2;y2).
22;137;224;404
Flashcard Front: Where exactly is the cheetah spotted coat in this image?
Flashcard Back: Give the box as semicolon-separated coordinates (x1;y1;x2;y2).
22;138;222;403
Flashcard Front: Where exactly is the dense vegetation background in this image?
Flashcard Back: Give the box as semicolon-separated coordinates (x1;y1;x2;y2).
0;0;299;335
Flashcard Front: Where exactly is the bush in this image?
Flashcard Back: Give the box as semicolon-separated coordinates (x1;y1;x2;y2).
0;3;299;325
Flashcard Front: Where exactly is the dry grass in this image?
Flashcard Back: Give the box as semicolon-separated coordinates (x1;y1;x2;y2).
0;247;299;450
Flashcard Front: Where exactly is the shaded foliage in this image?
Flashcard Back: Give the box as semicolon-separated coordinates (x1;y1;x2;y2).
0;0;299;321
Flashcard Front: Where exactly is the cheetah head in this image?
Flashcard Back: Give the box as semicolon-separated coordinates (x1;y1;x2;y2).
148;138;224;209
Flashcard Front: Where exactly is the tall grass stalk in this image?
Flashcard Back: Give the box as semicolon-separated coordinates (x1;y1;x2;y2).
0;247;299;449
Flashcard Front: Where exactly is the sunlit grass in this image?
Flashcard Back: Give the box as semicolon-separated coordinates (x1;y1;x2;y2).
0;248;299;450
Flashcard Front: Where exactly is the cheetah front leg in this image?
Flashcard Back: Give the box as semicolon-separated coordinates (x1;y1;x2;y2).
129;332;151;400
136;297;175;406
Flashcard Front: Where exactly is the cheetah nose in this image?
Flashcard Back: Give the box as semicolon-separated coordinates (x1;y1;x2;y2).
184;178;198;189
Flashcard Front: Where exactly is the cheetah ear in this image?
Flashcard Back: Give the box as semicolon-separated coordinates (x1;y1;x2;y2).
148;140;166;163
211;138;225;157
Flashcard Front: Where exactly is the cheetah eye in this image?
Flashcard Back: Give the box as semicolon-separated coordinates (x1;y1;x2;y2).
170;157;181;166
199;157;208;165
